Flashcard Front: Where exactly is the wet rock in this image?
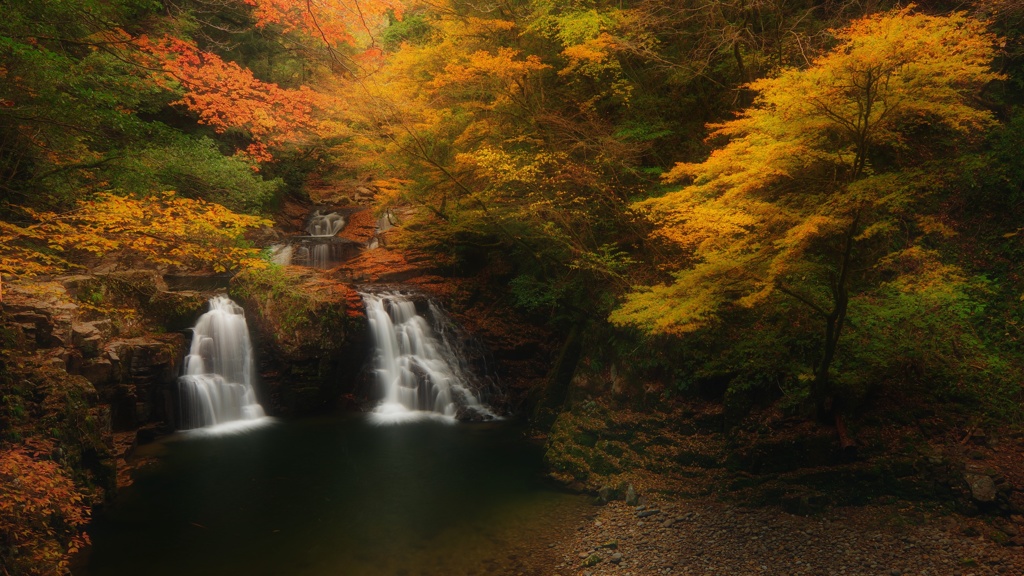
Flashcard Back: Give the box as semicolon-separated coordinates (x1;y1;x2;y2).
163;273;232;292
455;405;494;422
230;266;367;415
72;321;109;358
2;281;76;349
104;336;185;429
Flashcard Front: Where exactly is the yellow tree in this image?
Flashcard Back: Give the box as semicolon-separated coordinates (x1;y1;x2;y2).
611;7;1002;423
0;192;271;277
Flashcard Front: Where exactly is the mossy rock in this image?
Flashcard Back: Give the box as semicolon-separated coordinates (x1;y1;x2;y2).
230;266;368;415
144;290;208;332
230;266;363;359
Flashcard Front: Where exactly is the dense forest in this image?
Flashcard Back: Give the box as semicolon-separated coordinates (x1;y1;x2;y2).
1;0;1023;574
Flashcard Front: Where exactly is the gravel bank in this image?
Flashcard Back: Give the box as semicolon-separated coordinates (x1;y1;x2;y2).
550;499;1023;576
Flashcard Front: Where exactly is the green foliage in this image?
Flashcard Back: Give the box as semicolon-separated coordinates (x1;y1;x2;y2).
509;274;560;313
106;135;283;214
382;13;431;50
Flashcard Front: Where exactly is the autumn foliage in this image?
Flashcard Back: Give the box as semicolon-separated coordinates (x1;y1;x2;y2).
610;7;1005;417
244;0;404;47
612;7;1002;335
139;36;326;163
0;192;271;277
0;441;91;576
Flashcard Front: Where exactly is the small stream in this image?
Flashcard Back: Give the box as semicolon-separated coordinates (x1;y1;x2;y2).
84;416;588;576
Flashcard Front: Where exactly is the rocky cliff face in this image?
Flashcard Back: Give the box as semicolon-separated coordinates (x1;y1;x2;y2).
230;266;368;415
0;272;214;499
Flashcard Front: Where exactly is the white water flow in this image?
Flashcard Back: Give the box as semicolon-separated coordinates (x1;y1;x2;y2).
362;292;498;424
178;296;268;432
307;211;346;236
268;244;293;266
307;211;346;268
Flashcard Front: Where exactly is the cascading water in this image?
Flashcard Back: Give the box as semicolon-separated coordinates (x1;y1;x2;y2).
268;244;293;266
307;210;346;236
265;210;360;269
362;291;498;424
177;296;268;431
307;211;345;268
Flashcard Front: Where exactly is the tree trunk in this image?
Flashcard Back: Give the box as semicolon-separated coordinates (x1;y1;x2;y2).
812;214;858;422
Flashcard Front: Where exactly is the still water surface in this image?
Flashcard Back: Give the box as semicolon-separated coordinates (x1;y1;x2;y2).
85;416;588;576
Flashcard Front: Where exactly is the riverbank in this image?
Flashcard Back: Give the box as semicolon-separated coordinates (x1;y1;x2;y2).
549;499;1023;576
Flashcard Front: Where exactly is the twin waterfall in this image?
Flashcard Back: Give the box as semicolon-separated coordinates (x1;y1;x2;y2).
177;212;498;431
178;296;267;431
363;292;497;424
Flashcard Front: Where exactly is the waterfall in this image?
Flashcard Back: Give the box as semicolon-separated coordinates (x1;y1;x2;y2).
178;296;268;432
268;244;293;266
307;211;346;237
308;211;344;268
362;292;498;424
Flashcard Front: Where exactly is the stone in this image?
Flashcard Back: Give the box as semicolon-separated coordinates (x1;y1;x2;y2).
582;554;602;567
72;322;106;358
144;290;208;331
230;267;366;416
968;429;988;446
625;483;639;506
637;509;661;518
964;473;998;503
611;553;623;564
598;484;615;504
80;357;114;386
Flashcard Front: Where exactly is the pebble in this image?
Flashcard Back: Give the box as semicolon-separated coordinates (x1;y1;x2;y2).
552;500;1024;576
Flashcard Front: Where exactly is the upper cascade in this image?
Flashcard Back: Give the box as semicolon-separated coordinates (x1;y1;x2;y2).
362;291;499;424
178;296;268;432
266;209;359;269
307;210;346;237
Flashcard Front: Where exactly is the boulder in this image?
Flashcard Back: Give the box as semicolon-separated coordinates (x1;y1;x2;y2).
144;290;208;331
625;483;639;506
80;357;114;386
230;266;367;415
965;472;998;503
103;336;185;429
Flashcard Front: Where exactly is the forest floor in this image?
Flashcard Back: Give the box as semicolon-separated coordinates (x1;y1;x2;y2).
543;497;1023;576
531;396;1024;576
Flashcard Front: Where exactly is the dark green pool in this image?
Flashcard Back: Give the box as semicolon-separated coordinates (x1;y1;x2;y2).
83;416;588;576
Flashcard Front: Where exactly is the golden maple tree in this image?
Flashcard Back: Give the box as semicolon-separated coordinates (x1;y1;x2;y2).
611;7;1002;417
